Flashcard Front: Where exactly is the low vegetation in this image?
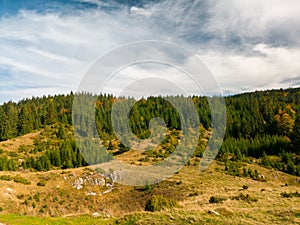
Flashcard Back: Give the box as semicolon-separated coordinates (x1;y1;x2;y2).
231;193;258;203
36;180;46;186
209;196;227;204
145;195;178;212
0;174;31;184
13;175;31;185
280;191;300;198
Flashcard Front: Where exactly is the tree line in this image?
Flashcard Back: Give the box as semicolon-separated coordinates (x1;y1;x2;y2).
0;88;300;175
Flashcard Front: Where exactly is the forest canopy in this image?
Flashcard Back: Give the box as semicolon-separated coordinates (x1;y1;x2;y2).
0;88;300;175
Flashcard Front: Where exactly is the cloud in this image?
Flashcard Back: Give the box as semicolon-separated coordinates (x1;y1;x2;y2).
201;44;300;93
204;0;300;47
0;0;299;103
130;6;152;16
101;62;201;98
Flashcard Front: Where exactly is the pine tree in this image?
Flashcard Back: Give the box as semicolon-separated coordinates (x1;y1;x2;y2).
57;124;65;139
291;115;300;154
286;160;295;175
108;140;114;150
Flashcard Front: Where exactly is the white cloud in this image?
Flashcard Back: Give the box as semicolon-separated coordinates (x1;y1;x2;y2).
0;8;161;103
101;62;201;98
201;44;300;93
130;6;152;17
205;0;300;46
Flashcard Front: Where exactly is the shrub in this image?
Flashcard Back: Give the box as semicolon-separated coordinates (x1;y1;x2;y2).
176;180;182;185
39;208;45;213
226;162;241;177
53;197;58;202
247;169;254;178
209;196;226;204
17;194;24;199
143;183;154;192
242;185;248;190
59;200;65;204
0;175;31;185
37;180;46;186
18;145;27;153
188;192;198;197
231;193;258;203
34;193;40;202
8;151;19;157
145;195;177;212
280;191;300;198
13;175;31;185
0;175;12;181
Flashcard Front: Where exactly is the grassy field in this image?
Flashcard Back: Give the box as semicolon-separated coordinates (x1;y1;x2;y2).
0;161;299;224
0;214;112;225
0;131;300;224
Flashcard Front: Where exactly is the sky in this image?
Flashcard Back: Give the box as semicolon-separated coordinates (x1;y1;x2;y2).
0;0;300;103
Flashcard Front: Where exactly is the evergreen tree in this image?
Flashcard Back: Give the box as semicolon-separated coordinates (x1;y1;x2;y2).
291;115;300;154
57;124;65;139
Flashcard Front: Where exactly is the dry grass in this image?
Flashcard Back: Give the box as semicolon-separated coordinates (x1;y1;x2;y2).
0;131;41;153
0;161;299;224
0;130;300;224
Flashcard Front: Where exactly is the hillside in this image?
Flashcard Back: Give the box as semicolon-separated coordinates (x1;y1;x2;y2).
0;87;300;224
0;153;299;224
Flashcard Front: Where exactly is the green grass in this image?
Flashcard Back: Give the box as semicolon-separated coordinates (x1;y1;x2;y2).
0;214;112;225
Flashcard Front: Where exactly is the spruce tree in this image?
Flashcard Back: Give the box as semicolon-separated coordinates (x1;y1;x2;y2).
291;115;300;154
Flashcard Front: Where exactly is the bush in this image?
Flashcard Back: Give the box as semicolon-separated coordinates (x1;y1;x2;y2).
231;193;258;203
37;180;46;186
176;180;182;185
209;196;226;204
17;194;24;199
13;175;31;185
39;208;45;213
225;162;241;177
242;185;248;190
34;193;40;202
8;151;19;157
145;195;177;212
0;175;31;185
280;191;300;198
23;200;29;205
188;192;198;197
0;175;13;181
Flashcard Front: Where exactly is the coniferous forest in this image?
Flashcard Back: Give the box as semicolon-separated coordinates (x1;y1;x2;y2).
0;88;300;176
